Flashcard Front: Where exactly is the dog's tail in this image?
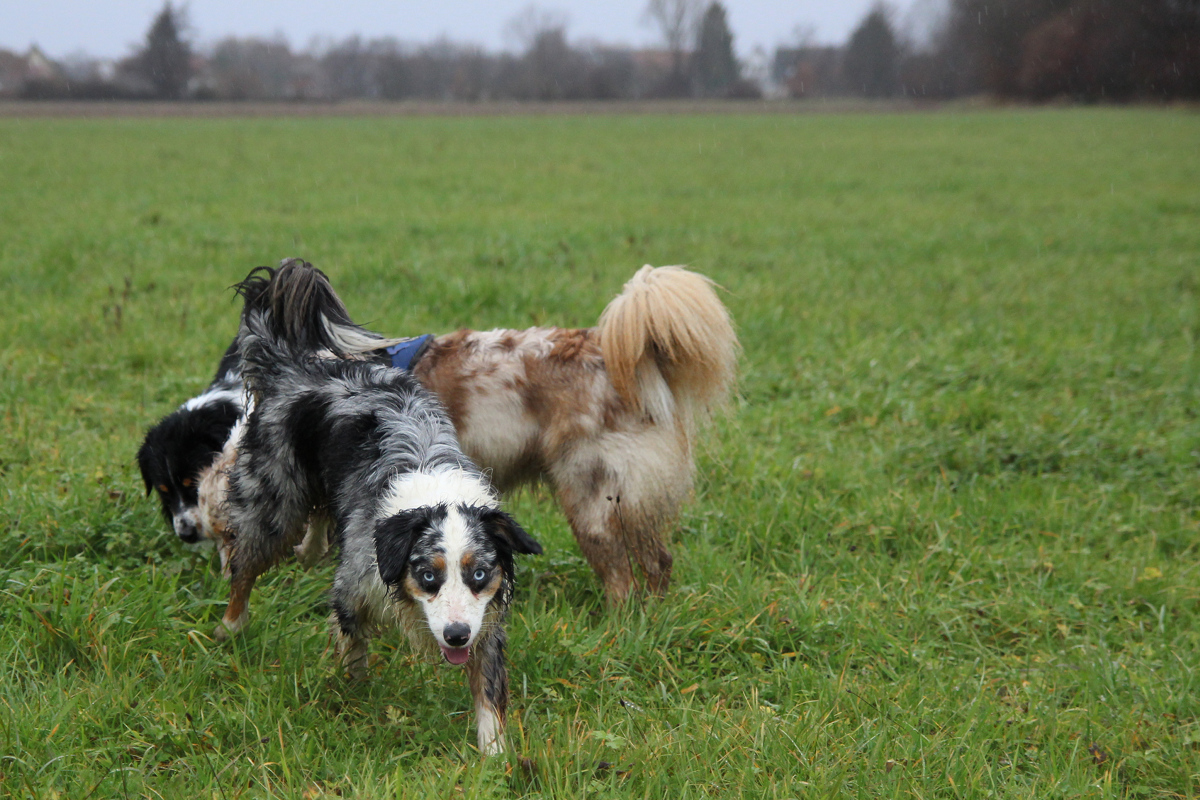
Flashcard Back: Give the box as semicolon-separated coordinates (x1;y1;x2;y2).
597;265;738;438
233;258;397;395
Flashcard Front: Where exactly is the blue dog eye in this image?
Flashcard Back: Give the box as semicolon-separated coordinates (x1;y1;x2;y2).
422;571;435;583
473;569;487;582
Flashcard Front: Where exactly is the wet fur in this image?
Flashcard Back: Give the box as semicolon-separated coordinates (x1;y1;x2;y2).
219;261;540;755
286;263;738;603
137;340;244;544
189;263;737;604
412;265;738;602
166;262;729;606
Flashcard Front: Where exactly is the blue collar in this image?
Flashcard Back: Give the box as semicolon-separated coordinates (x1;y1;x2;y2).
386;334;434;371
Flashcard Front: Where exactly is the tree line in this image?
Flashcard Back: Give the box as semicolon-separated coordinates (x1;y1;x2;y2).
7;1;757;102
777;0;1200;100
5;0;1198;102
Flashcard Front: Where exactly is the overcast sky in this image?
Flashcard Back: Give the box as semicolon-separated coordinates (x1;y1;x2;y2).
1;1;937;61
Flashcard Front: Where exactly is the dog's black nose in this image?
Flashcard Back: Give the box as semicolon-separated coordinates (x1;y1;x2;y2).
176;521;201;543
443;622;471;647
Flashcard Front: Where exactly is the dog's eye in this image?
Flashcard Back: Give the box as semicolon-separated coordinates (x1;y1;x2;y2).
181;478;193;488
157;484;169;494
421;571;435;584
473;568;488;582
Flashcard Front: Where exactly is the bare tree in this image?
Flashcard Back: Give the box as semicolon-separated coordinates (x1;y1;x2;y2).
203;37;295;99
901;0;950;52
643;0;703;80
500;6;590;100
504;5;570;52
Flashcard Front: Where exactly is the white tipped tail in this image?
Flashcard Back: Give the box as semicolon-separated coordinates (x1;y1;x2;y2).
597;265;738;435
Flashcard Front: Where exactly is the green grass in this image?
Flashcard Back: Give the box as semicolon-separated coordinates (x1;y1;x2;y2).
1;107;1199;798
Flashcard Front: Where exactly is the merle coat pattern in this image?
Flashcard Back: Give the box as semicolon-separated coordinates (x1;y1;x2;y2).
219;262;540;755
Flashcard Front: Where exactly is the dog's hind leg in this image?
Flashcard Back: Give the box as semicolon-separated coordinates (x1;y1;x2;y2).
215;511;308;641
616;499;675;597
294;514;331;569
467;627;508;755
640;526;673;597
551;462;635;604
599;433;690;600
570;482;685;603
568;497;636;605
215;532;293;640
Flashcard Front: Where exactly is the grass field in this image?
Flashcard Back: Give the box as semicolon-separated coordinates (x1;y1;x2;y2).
1;108;1199;798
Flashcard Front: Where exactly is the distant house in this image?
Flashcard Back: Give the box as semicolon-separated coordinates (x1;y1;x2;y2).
25;45;60;81
61;53;118;83
772;46;844;98
0;45;65;96
630;48;675;74
629;48;681;98
0;49;26;96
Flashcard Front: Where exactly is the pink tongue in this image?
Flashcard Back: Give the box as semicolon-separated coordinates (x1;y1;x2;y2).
441;646;470;665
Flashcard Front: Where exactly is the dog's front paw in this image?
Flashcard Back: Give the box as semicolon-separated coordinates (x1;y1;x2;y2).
476;702;505;756
335;631;369;680
478;732;505;757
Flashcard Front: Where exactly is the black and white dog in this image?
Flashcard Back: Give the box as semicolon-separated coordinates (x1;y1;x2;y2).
218;261;541;755
137;341;243;543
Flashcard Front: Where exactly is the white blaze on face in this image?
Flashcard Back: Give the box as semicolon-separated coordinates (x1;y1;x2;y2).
418;505;495;662
378;469;501;663
381;468;497;516
173;506;201;538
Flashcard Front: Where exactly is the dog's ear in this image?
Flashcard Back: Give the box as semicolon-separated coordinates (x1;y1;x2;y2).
481;508;542;556
373;508;431;585
136;440;156;497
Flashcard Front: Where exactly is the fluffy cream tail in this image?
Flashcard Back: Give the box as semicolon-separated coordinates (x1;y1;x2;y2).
598;265;738;435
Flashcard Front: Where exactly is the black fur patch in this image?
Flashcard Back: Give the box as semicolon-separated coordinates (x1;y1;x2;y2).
446;505;543;607
478;508;543;556
286;394;333;478
374;505;448;586
137;398;240;519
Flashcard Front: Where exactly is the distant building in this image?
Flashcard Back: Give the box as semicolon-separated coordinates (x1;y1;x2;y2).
24;45;60;81
0;50;25;95
772;45;844;98
629;47;682;98
0;45;64;96
630;48;675;74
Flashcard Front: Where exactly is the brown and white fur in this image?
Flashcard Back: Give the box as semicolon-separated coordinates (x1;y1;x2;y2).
409;265;738;603
199;263;737;604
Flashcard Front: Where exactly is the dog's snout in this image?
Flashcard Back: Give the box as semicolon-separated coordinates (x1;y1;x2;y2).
443;622;471;647
175;519;202;543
